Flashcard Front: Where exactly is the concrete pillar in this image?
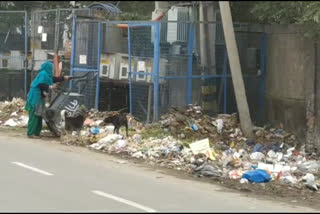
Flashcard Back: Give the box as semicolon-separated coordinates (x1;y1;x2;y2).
219;1;253;138
314;41;320;153
206;2;216;74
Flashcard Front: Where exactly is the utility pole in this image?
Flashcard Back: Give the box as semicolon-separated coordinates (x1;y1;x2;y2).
218;1;253;138
199;1;208;70
206;2;216;74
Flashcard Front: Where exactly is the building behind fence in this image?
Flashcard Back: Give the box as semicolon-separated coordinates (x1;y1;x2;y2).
0;10;28;100
70;15;265;125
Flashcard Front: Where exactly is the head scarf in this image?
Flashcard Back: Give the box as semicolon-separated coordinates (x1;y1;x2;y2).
31;61;53;87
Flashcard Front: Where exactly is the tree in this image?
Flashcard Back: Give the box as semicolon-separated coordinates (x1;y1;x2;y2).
251;1;320;38
0;1;154;19
230;1;258;23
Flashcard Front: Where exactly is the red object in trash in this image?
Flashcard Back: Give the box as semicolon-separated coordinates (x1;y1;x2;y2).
84;118;95;126
276;171;282;181
293;150;300;156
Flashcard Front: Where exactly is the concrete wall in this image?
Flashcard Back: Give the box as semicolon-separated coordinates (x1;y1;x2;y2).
265;24;315;141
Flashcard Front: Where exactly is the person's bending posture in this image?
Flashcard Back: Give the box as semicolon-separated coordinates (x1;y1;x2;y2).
24;61;72;138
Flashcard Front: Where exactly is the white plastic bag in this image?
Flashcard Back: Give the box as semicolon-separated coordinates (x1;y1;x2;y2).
216;119;224;133
4;119;18;127
250;152;265;161
115;139;127;148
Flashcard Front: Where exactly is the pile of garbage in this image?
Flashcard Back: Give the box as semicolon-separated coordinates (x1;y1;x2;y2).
68;104;320;192
156;105;297;149
86;109;111;121
0;98;28;127
85;132;320;192
83;109;144;132
1;98;316;192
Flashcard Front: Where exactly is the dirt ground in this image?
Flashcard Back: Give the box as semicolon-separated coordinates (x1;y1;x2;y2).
2;127;320;210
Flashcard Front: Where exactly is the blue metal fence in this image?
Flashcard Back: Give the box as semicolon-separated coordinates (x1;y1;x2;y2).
70;17;266;124
69;17;101;110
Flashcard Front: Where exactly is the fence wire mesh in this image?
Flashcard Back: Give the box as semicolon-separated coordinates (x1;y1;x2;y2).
71;71;98;110
71;18;100;110
129;25;155;122
30;9;90;79
156;21;265;123
0;11;27;100
70;18;265;124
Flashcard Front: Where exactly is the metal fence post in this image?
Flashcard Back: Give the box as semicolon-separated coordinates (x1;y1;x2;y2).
223;49;228;114
259;32;266;122
24;10;28;99
153;22;160;122
187;24;195;105
128;25;133;115
95;22;101;109
69;12;76;90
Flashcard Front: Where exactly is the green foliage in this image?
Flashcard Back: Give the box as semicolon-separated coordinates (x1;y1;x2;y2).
140;124;169;139
251;1;320;38
230;1;258;23
0;1;154;22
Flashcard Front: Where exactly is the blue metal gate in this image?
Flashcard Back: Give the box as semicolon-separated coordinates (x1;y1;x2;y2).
69;16;101;110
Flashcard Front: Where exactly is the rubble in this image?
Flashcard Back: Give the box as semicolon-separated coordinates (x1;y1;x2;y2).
71;104;319;193
0;98;28;127
193;164;222;177
1;100;320;194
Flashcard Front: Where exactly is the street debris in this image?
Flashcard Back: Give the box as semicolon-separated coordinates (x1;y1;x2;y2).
242;169;271;183
1;100;320;194
56;105;320;194
0;98;28;127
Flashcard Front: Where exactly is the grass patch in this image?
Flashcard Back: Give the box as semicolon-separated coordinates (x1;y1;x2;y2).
120;127;136;137
140;124;169;139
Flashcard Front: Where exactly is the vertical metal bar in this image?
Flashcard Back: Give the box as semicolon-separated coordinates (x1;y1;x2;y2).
223;50;228;114
24;11;28;100
147;85;152;123
95;23;101;110
128;25;133;115
69;12;76;90
259;32;266;122
153;22;160;122
30;11;36;81
187;23;195;105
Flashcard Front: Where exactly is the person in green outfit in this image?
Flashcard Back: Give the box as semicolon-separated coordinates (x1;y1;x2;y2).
25;61;72;138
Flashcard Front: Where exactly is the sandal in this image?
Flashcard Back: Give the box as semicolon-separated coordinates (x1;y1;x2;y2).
28;135;41;139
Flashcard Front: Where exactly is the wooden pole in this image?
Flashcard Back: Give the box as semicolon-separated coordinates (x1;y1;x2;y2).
219;1;253;138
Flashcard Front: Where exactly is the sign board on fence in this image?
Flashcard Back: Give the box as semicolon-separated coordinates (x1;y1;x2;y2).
138;61;145;71
38;26;43;34
189;138;210;155
41;33;47;42
79;55;87;64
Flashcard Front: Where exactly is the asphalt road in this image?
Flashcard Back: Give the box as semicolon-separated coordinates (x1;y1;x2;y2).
0;134;317;212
